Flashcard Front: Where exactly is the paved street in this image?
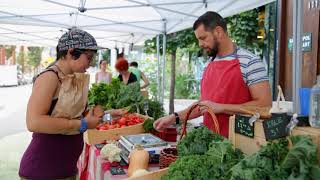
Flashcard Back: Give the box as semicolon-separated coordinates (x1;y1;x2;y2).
0;85;31;138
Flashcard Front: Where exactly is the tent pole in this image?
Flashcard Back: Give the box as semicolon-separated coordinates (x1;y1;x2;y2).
161;19;167;105
292;0;303;113
156;35;161;101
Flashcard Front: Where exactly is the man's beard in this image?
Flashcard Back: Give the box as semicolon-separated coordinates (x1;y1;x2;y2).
206;39;219;59
207;47;218;59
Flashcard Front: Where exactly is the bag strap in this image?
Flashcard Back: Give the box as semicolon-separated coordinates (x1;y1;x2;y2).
276;85;286;109
33;67;61;84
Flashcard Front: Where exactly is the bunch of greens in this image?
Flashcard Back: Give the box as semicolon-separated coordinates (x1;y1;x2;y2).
88;78;165;119
142;118;155;133
229;135;320;180
163;129;243;180
88;78;121;109
177;126;224;156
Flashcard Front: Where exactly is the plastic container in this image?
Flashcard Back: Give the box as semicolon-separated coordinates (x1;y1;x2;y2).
309;76;320;128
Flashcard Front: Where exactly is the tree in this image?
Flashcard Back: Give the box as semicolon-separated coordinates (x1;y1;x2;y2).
27;47;43;65
27;47;43;73
0;45;16;64
225;9;262;55
101;49;111;64
144;28;198;114
18;46;27;73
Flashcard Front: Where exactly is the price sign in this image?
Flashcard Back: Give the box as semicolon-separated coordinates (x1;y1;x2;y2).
235;114;254;138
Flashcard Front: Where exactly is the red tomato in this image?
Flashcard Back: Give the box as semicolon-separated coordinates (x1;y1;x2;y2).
127;122;135;126
100;126;109;130
120;125;126;128
118;117;127;126
114;124;120;128
111;120;117;125
109;125;115;129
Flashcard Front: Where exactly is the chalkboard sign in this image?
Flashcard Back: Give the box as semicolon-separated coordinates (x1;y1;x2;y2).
235;114;254;138
263;113;290;141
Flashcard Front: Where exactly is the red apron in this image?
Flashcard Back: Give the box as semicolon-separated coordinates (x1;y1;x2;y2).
201;58;252;137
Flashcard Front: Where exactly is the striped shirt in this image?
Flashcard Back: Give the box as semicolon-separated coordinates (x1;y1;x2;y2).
213;47;269;86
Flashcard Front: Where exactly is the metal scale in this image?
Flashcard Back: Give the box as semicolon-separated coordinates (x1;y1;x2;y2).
118;133;168;163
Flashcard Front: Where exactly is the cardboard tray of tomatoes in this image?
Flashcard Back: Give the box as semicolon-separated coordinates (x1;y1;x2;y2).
84;113;148;145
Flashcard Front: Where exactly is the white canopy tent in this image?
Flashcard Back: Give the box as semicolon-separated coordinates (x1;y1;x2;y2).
0;0;275;48
0;0;276;102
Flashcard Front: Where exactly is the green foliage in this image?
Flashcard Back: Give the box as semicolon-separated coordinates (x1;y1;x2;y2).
229;135;320;180
177;126;224;156
27;47;43;68
17;50;27;72
88;78;165;119
144;29;199;56
101;49;111;64
163;136;243;180
142;118;155;132
226;9;262;54
175;73;199;99
162;155;215;180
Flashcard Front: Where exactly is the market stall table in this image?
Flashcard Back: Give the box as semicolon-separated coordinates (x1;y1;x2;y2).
78;143;162;180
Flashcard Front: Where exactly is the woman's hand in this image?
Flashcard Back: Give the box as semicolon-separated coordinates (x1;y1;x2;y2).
86;108;102;129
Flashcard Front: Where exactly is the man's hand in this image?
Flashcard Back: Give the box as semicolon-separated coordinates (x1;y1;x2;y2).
198;100;225;114
153;114;175;132
106;109;128;117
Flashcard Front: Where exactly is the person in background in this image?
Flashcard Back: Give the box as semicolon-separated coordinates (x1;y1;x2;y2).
129;61;150;89
95;60;112;84
154;11;272;138
19;28;124;180
115;58;137;85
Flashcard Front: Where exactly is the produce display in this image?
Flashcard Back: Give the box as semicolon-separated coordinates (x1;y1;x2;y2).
96;114;144;130
163;126;243;180
177;127;224;156
229;135;320;180
162;126;320;180
88;79;165;120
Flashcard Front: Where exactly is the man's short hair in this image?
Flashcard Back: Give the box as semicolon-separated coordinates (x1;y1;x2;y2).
130;61;138;67
193;11;227;32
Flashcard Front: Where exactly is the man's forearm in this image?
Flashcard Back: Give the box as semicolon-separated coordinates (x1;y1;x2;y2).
177;105;202;123
222;100;272;115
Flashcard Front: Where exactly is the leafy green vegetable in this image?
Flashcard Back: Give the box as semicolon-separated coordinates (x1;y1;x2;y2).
162;155;214;180
177;126;224;156
88;78;165;119
229;138;289;180
177;126;223;156
230;135;320;180
275;135;320;180
163;140;243;180
142;118;155;132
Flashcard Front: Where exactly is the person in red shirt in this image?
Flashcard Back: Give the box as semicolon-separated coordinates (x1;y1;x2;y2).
154;11;272;137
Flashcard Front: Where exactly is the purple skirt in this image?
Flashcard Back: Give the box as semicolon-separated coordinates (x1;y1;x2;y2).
19;133;83;180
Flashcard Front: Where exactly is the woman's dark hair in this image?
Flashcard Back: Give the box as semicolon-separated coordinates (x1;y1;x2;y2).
56;45;68;61
193;11;227;32
130;61;138;67
55;47;97;61
100;60;107;65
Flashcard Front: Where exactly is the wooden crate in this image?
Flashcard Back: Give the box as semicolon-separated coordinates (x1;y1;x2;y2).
126;168;168;180
228;115;320;159
84;114;148;145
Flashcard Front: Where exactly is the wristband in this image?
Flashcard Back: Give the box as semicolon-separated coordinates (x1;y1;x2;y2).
79;117;88;133
174;112;180;125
